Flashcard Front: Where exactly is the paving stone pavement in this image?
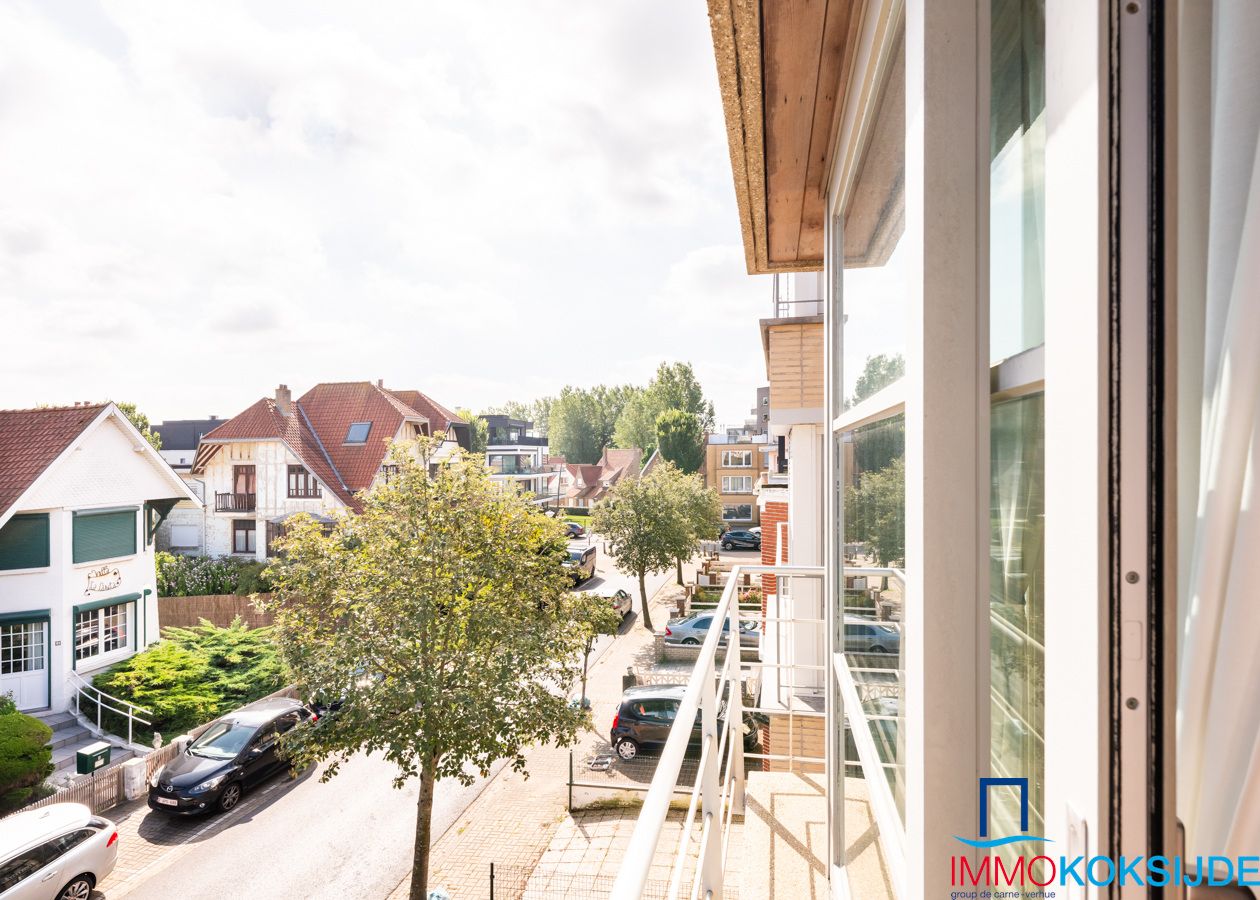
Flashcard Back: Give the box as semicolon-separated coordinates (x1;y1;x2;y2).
389;579;684;900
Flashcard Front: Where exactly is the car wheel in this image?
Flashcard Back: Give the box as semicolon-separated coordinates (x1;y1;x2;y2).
721;542;732;550
615;738;640;761
867;645;887;654
217;781;243;812
57;876;93;900
682;637;700;646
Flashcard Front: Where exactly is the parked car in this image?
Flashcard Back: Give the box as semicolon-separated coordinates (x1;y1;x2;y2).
0;803;117;900
564;545;597;584
609;684;764;761
564;521;586;539
720;530;761;551
663;613;761;648
606;588;633;618
148;697;313;816
843;616;902;654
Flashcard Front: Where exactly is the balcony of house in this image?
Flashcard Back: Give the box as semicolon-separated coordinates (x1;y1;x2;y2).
603;563;902;900
771;272;825;319
486;435;549;448
214;492;256;512
760;285;824;429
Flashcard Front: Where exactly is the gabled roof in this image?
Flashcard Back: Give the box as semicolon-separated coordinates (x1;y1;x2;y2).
193;382;463;510
565;448;646;504
0;404;107;519
0;403;201;526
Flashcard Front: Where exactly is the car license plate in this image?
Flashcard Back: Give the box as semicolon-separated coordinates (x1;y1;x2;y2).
155;796;178;806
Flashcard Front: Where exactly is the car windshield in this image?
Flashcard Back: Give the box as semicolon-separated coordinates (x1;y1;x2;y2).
188;720;258;760
567;550;584;563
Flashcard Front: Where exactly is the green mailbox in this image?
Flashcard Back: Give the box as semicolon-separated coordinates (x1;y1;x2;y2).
76;741;111;775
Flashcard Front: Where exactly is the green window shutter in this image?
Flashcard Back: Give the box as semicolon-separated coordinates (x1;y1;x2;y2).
73;509;137;563
0;514;50;570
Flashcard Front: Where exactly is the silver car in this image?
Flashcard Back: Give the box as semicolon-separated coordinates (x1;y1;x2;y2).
663;613;761;647
843;616;901;654
0;803;118;900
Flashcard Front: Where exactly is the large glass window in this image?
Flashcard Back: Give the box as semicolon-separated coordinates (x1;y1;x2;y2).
988;0;1046;850
0;622;45;674
721;476;754;494
75;603;129;662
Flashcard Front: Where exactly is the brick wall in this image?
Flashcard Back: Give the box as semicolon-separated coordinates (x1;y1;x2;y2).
760;500;788;595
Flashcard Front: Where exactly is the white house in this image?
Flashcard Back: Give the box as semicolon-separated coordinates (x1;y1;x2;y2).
0;403;200;713
164;381;469;559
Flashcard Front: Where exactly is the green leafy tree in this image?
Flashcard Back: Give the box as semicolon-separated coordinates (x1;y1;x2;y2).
115;401;162;450
549;387;604;464
0;696;53;813
849;354;906;408
456;408;489;454
655;409;705;474
669;468;724;584
571;593;623;706
261;438;588;900
844;456;905;566
648;361;716;432
612;391;660;458
592;464;687;632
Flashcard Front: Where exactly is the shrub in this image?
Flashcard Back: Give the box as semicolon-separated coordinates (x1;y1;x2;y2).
156;552;273;597
0;698;53;814
91;618;286;741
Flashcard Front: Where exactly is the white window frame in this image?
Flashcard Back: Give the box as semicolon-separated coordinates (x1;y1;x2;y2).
722;504;753;522
721;450;753;468
74;602;132;668
720;475;754;494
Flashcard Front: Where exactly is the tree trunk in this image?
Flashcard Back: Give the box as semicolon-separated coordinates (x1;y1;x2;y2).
639;570;653;632
581;643;592;702
409;756;438;900
675;557;683;585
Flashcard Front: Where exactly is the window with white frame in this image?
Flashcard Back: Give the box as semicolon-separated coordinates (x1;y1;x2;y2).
0;622;45;674
722;450;753;468
75;603;128;662
721;475;754;494
722;504;752;522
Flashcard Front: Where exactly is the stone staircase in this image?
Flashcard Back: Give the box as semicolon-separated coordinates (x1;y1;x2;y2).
33;709;136;785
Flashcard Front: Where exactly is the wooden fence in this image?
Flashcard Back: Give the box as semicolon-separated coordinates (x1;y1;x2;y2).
157;593;274;629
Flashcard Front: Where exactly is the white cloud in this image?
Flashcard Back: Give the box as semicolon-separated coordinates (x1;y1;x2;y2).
0;0;768;425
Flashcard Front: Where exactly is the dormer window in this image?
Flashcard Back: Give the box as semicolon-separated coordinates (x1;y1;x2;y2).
345;422;372;444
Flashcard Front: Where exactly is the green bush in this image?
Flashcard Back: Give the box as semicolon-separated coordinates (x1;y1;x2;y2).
156;552;274;597
91;618;286;742
0;696;53;814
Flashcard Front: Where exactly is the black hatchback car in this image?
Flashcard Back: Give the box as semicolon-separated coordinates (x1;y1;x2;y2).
610;684;763;761
148;697;312;815
720;530;761;551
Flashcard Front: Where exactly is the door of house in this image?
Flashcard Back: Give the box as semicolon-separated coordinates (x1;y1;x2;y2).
233;465;256;496
0;619;49;711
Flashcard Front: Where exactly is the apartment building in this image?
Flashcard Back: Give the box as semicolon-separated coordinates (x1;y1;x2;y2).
702;431;771;527
480;415;553;501
614;2;1257;899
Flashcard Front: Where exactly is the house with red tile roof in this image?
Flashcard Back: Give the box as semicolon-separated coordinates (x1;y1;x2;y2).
563;447;650;509
177;382;467;559
0;403;199;716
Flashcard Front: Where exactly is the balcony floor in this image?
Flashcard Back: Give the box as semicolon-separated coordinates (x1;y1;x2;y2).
742;771;894;900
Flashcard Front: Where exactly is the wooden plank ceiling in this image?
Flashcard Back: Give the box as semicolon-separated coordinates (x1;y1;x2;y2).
762;0;860;268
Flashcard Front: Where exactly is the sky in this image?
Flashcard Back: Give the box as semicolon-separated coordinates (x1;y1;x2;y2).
0;0;772;427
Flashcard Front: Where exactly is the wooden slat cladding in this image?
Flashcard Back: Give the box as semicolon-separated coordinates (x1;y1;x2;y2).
762;0;859;267
766;321;825;409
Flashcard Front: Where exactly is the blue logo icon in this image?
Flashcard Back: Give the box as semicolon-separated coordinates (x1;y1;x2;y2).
953;777;1053;848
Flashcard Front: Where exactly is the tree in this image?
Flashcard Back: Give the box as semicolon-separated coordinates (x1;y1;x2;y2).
0;696;53;814
849;354;906;408
612;391;660;458
844;455;905;566
549;387;604;464
592;463;689;631
655;409;705;474
456;408;488;454
262;439;588;900
115;401;162;450
570;593;622;706
614;362;715;457
673;470;723;584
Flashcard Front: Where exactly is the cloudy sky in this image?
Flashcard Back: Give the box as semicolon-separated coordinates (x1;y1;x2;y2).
0;0;772;426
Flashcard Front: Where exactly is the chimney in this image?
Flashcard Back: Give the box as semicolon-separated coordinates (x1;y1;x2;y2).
276;384;292;416
377;379;384;388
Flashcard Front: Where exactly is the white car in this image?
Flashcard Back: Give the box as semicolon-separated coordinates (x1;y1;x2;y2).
0;803;118;900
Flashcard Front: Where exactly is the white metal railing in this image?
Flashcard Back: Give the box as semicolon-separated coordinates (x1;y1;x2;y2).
69;671;154;746
611;563;824;900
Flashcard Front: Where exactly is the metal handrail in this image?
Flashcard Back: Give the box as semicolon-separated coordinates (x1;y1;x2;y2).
610;563;824;900
68;671;154;746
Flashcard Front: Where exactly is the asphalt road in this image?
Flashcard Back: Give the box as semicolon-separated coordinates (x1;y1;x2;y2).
118;536;672;900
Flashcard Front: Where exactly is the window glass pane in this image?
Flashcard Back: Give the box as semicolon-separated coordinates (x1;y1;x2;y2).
345;422;371;443
841;414;906;821
990;0;1046;362
989;393;1045;839
841;25;907;410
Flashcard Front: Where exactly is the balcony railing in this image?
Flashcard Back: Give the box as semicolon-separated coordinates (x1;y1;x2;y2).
287;486;322;499
215;492;256;512
611;563;825;900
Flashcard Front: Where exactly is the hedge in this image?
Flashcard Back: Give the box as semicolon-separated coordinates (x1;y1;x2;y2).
156;552;273;597
0;696;53;814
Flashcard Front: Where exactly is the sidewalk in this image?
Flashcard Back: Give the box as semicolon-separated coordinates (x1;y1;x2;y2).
389;576;682;899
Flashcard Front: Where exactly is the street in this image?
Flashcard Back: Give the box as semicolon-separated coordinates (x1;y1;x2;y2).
100;538;673;900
